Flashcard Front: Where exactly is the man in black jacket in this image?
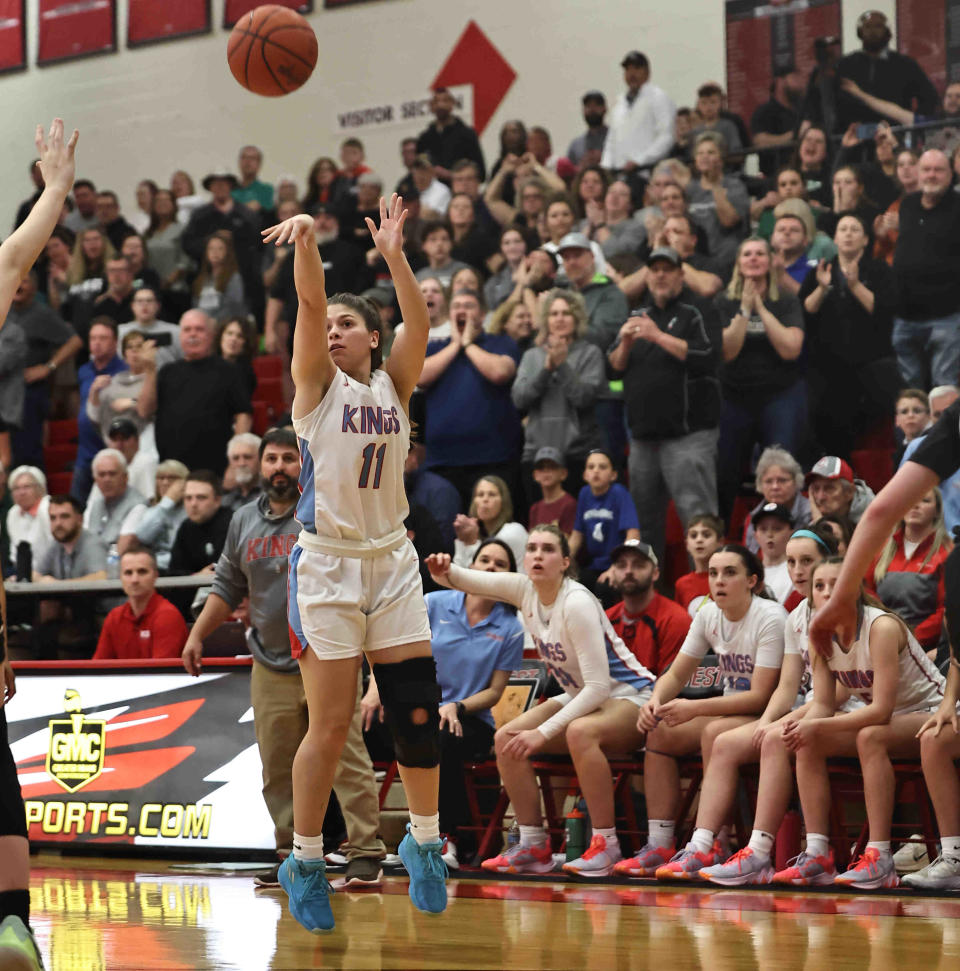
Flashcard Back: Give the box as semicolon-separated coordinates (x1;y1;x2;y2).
608;247;722;561
169;470;232;575
416;88;486;183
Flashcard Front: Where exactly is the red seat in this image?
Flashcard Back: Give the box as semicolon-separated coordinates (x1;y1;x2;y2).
251;401;271;436
47;418;78;446
850;449;893;495
43;444;76;475
729;494;756;542
253;376;284;406
253;354;283;381
47;472;72;495
854;417;895;452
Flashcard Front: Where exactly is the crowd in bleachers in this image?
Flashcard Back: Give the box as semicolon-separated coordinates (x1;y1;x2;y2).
8;9;960;890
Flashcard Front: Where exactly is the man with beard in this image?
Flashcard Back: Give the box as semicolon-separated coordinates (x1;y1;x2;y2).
181;428;387;889
222;433;262;512
566;91;609;170
605;538;690;675
750;69;805;177
415;87;486;183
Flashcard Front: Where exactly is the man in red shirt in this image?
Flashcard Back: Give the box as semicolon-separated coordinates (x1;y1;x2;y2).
93;545;188;659
605;539;691;674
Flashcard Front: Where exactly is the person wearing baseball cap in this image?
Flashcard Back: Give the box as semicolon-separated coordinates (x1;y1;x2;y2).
751;503;795;604
806;455;875;525
606;538;691;675
566;91;609;169
601;50;676;177
528;447;577;536
607;239;723;563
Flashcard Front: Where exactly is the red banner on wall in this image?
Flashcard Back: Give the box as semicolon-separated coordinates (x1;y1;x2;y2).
726;0;841;127
223;0;312;28
129;0;210;48
0;0;25;73
37;0;115;65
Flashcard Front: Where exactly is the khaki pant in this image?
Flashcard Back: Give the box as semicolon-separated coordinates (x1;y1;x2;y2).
250;661;385;859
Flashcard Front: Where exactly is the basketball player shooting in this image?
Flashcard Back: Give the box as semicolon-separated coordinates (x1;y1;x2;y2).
261;195;447;933
0;119;78;971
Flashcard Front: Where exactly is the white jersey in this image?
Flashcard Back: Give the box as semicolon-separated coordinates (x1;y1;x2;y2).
293;367;409;544
826;605;945;715
445;566;655;740
680;596;786;695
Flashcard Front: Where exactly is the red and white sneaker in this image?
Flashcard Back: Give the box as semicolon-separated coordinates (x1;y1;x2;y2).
772;848;838;886
563;835;623;878
481;842;555;874
656;840;725;880
700;846;774;886
834;848;899;890
613;842;676;878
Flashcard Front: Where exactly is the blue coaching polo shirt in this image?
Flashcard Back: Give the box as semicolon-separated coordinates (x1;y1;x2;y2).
574;482;640;571
426;589;525;727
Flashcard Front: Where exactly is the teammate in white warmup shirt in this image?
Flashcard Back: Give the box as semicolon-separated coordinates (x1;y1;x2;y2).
426;524;655;878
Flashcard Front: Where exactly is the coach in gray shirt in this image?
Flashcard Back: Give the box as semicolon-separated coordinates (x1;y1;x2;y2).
180;428;386;887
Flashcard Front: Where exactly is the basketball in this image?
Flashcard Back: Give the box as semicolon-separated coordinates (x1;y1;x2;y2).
227;5;318;97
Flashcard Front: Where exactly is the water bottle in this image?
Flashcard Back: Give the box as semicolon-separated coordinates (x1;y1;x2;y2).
15;541;31;581
106;544;120;579
506;819;520;850
565;805;587;861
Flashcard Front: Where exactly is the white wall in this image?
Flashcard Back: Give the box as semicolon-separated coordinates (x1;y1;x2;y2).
1;0;894;227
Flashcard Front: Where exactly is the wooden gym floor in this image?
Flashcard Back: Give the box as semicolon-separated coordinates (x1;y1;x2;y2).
26;854;960;970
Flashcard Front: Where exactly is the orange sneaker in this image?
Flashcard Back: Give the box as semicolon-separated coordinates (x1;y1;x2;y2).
655;841;725;880
481;842;555;875
772;848;838;886
613;842;676;878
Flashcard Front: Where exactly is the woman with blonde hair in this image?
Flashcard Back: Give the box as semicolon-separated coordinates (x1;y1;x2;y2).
66;227;114;293
487;298;534;352
512;289;605;505
714;236;806;518
865;487;951;655
453;475;528;570
134;459;189;572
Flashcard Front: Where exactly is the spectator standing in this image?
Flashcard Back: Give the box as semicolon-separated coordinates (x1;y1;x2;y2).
416;88;486;183
232;145;273;215
92;546;188;660
72;317;127;501
567;91;609;169
751;70;805;176
511;288;606;502
409;156;451;217
601;51;676;177
63;179;98;234
418;288;522;509
7;273;81;469
608;247;721;563
606;538;691;674
168;470;232;575
583;180;646;261
0;316;26;472
873;148;919;265
91;256;135;326
690;83;743;156
891;149;960;389
403;442;460;554
801;213;899;459
118;288;181;366
555;232;628;348
715;238;806;518
144;190;191;320
483;226;531;312
140;310;252;476
414;221;470;289
95;191;135;251
192;230;247;321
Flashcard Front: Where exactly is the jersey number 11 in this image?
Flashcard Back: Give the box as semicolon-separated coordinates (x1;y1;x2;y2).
358;443;386;489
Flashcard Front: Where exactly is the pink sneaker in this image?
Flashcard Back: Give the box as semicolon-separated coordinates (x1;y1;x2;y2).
656;841;725;880
772;848;838;886
834;847;898;890
481;842;555;875
613;842;676;878
700;846;774;886
563;835;622;878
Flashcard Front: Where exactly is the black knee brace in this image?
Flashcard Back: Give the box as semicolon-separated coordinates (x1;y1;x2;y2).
375;656;441;768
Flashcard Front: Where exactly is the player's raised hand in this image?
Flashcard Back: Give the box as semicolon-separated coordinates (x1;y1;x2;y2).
262;213;314;246
366;194;407;262
35;118;79;195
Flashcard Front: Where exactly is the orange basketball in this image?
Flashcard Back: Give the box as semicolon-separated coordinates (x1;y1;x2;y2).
227;5;318;97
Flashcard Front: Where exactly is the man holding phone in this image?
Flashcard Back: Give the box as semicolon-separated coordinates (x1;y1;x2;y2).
118;287;181;367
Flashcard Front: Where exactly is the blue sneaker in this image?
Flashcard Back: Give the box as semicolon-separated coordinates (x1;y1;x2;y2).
278;855;335;933
398;825;448;914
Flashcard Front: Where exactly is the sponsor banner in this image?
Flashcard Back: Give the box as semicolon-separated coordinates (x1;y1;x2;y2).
223;0;312;28
0;0;25;73
37;0;115;65
128;0;211;48
9;659;275;852
725;0;842;127
334;84;473;137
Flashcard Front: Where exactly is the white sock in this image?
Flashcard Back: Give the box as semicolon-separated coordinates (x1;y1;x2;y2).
747;830;775;859
690;827;714;854
519;825;548;848
648;819;675;848
867;840;891;856
805;833;830;859
594;826;617;846
292;832;324;862
409;812;441;845
942;835;960;858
